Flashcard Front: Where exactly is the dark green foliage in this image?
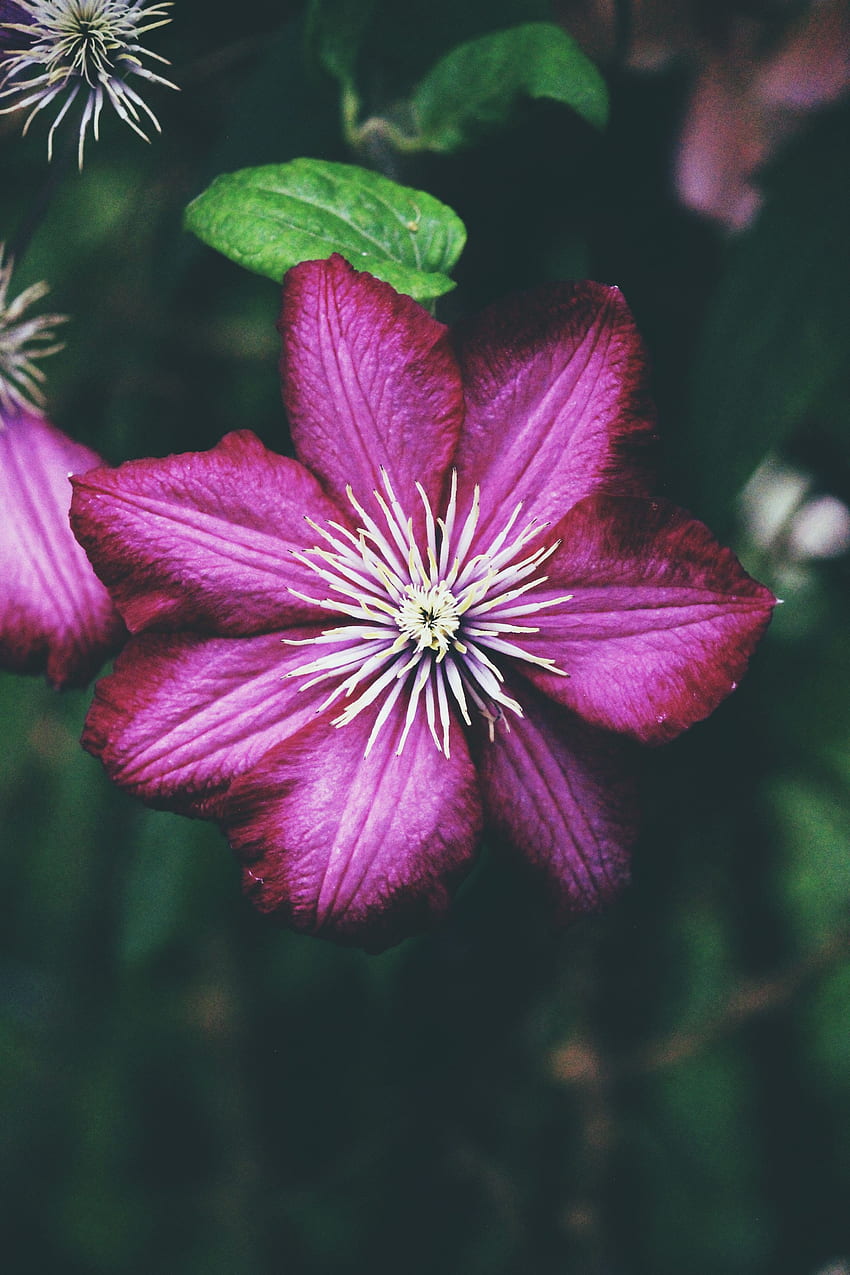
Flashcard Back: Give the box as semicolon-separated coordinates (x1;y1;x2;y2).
410;23;609;150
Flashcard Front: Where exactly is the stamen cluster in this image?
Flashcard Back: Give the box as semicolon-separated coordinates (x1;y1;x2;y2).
286;470;572;758
0;0;176;166
0;245;66;418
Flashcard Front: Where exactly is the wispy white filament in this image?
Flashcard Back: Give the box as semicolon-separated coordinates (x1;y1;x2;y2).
286;471;572;758
0;0;177;167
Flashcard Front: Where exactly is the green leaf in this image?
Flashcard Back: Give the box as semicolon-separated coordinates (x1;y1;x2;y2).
410;22;609;151
184;158;466;300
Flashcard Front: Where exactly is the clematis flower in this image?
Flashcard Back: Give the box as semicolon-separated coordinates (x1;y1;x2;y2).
70;255;774;949
0;248;124;686
0;0;177;167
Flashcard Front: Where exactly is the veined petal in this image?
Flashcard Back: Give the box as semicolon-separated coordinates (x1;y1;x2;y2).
222;709;482;950
519;495;776;743
0;411;124;688
279;255;464;528
70;430;345;636
82;627;339;817
451;281;656;538
474;686;636;918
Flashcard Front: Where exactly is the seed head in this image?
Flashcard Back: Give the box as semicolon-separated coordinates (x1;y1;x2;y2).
0;1;177;167
0;245;67;419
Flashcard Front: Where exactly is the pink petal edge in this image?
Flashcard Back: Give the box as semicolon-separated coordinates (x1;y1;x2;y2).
0;411;124;688
82;627;340;817
451;280;657;538
70;430;345;636
474;684;637;920
222;706;483;950
280;255;464;532
518;495;776;743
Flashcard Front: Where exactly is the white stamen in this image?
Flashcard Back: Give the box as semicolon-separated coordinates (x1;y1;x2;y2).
287;469;570;755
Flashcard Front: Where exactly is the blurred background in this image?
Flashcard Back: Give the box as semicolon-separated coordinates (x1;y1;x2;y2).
2;1;850;1271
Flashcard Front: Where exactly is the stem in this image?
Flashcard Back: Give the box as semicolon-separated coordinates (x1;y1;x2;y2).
342;78;422;159
550;925;850;1086
354;113;422;155
340;78;362;150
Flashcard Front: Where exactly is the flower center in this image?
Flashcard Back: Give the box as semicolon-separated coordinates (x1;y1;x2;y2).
396;581;461;658
286;470;571;758
62;15;115;84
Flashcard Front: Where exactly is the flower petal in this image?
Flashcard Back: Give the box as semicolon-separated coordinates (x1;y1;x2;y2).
222;709;483;950
279;255;464;524
82;628;338;816
452;281;655;538
475;687;636;918
518;495;776;743
0;412;124;688
70;430;344;636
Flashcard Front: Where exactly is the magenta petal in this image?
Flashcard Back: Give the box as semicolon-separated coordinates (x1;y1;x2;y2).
520;495;776;743
222;709;483;950
280;255;464;525
0;412;124;688
82;628;337;816
475;687;636;918
70;430;344;636
452;281;655;538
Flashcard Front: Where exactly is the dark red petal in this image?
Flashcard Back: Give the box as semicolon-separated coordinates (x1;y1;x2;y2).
280;255;464;531
475;687;637;920
222;708;483;951
519;495;776;743
0;412;124;688
70;430;343;636
82;628;338;816
452;281;656;538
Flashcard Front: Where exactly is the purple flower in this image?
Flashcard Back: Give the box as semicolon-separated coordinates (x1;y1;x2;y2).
70;255;774;949
0;409;125;686
0;247;123;686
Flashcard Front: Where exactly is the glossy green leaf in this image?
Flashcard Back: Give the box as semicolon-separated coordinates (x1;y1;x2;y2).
410;22;609;151
184;159;466;299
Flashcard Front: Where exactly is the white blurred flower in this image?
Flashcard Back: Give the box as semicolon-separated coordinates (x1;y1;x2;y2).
740;457;850;564
787;495;850;561
741;457;811;551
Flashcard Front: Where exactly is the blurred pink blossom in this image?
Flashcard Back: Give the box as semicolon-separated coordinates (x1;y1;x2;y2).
557;0;850;228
